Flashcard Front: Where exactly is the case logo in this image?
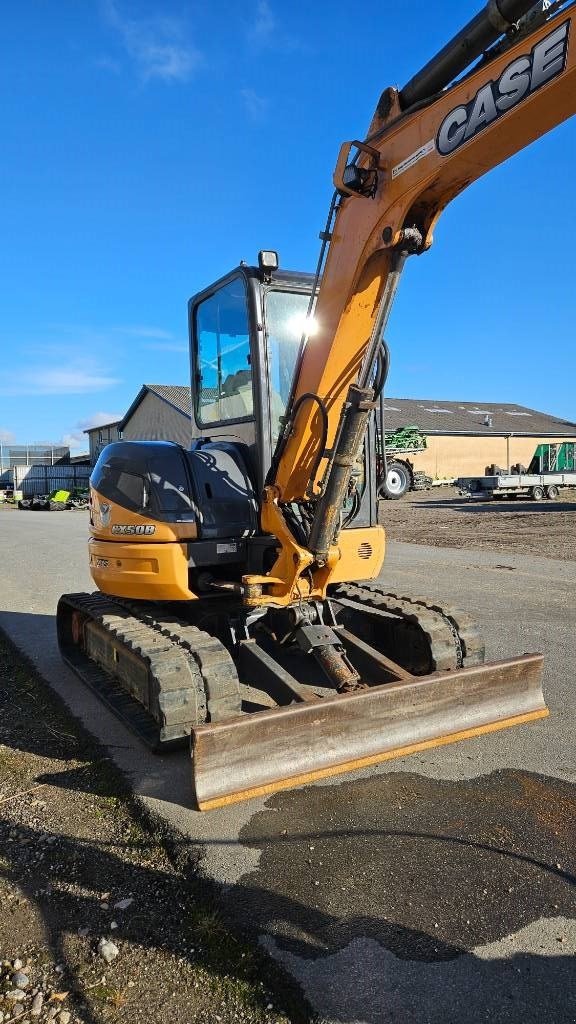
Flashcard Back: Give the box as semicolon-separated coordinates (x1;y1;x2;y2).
437;21;569;156
99;502;111;527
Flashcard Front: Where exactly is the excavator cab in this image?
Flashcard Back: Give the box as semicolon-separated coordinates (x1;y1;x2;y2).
188;255;377;525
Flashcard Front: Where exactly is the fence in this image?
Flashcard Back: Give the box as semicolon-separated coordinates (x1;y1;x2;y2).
1;465;91;496
0;444;69;471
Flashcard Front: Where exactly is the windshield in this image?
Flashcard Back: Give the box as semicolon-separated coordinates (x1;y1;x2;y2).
265;289;314;444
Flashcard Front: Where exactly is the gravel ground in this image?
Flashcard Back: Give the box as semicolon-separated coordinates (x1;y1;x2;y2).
0;633;312;1024
379;487;576;559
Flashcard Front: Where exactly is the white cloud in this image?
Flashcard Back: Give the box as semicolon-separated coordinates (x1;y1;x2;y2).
102;0;202;82
62;411;124;452
241;87;269;122
78;411;124;430
0;428;15;444
245;1;304;53
248;0;276;46
0;364;119;397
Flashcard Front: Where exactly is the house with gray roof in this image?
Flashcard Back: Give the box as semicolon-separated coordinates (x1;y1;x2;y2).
84;420;123;466
119;384;192;451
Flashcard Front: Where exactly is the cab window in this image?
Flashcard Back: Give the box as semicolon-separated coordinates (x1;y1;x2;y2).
195;278;253;424
265;289;314;444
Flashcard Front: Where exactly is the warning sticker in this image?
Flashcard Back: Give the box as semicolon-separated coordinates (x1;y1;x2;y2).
392;139;435;179
217;542;238;554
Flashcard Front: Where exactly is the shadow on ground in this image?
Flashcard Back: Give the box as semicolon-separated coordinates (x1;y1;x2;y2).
415;498;576;515
2;612;576;1022
0;625;311;1022
0;814;314;1022
218;769;576;1021
2;814;575;1024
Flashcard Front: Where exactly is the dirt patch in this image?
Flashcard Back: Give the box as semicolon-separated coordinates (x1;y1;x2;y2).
0;633;311;1024
379;487;576;559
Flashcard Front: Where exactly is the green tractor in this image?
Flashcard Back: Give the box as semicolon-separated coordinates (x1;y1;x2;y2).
376;425;430;500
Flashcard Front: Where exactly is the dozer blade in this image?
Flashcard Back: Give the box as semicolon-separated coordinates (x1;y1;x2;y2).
191;654;546;810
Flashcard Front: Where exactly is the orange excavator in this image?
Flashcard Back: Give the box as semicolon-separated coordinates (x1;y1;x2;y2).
58;0;574;809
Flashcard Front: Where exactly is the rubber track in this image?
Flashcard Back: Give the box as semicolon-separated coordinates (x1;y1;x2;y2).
331;582;484;672
58;592;241;750
114;598;241;722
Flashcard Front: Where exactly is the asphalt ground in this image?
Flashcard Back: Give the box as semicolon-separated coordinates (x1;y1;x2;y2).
0;509;575;1024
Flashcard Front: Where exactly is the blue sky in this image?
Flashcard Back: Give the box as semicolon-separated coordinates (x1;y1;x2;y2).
1;0;574;452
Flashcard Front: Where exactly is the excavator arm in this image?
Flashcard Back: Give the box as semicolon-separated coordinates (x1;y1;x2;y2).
254;0;575;605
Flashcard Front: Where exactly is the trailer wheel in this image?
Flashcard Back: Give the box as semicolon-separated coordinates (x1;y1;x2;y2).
379;461;411;500
545;485;559;500
531;485;544;501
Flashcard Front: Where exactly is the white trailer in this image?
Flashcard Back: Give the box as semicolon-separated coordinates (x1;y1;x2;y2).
457;472;576;501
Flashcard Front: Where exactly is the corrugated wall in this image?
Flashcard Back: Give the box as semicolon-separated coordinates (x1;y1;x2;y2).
408;435;576;479
10;465;91;495
122;392;192;447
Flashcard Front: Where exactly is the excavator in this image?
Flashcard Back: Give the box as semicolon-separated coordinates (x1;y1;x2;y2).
58;0;574;810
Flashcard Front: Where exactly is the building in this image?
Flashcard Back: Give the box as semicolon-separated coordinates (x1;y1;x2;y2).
119;384;191;447
381;399;576;479
84;382;576;481
84;386;192;466
0;443;69;474
84;421;123;466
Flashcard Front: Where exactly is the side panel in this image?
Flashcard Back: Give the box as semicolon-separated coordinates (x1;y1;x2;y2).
329;526;385;583
187;442;258;540
90;489;198;543
89;538;195;601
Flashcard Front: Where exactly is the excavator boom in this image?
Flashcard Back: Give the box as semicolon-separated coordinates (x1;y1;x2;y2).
263;0;576;600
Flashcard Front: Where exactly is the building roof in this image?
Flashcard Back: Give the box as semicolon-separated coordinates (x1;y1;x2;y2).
381;398;576;437
119;384;192;429
115;383;576;438
83;420;122;435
